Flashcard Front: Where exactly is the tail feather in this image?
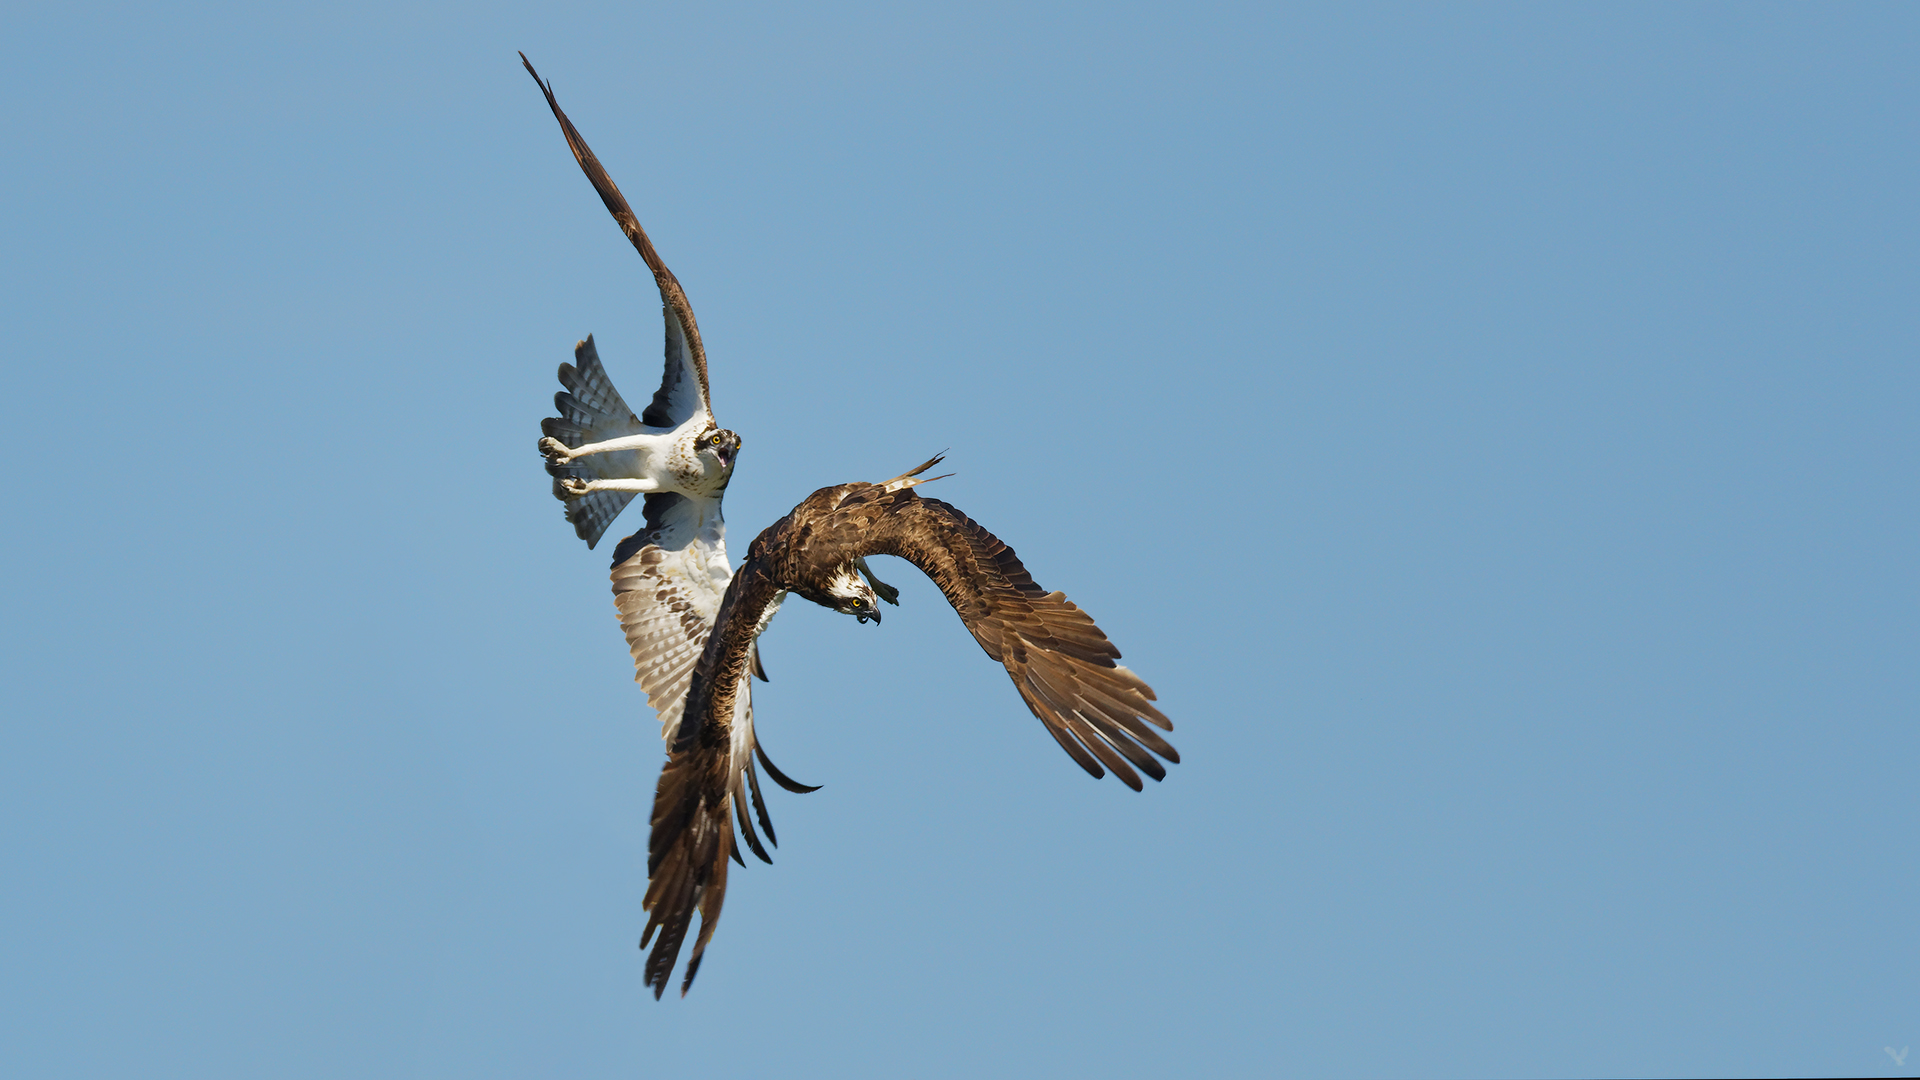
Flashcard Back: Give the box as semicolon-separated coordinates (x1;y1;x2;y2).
554;336;644;432
552;484;636;549
542;336;649;547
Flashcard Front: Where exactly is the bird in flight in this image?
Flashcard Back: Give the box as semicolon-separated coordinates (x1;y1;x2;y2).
640;456;1179;997
523;54;850;765
520;58;1174;1002
522;52;741;551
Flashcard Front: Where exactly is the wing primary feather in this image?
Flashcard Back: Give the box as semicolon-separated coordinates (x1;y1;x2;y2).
519;53;712;416
1013;657;1159;772
745;758;779;847
1021;661;1150;789
1052;705;1145;791
753;740;822;794
865;491;1178;787
1106;663;1161;702
732;775;772;864
648;779;703;877
520;55;671;283
1077;709;1167;782
642;793;729;999
681;827;732;997
1020;681;1107;780
1074;679;1181;762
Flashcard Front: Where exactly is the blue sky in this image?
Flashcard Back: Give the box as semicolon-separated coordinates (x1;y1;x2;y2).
2;3;1915;1077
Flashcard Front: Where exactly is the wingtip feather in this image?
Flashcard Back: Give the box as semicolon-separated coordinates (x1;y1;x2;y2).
753;740;822;793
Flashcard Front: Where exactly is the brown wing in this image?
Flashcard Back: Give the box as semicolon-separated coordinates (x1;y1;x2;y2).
638;476;1175;997
641;707;735;1001
866;490;1179;791
640;559;807;999
520;54;713;423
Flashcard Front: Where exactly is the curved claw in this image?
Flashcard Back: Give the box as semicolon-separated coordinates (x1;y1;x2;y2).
857;557;901;606
538;435;574;464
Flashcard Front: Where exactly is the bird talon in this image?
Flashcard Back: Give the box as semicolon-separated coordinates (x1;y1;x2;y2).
539;436;574;464
857;557;901;605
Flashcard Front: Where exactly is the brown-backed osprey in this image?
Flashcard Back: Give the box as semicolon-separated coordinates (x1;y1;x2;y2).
641;457;1179;998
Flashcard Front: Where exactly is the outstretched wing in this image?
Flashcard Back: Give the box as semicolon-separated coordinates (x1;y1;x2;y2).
609;491;780;744
610;493;733;747
640;479;1178;997
521;54;713;429
640;557;808;999
539;336;647;548
866;490;1178;792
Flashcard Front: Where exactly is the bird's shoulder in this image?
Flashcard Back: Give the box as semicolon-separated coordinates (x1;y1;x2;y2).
743;482;873;560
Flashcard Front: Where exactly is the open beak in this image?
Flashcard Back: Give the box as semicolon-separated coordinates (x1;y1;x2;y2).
854;599;882;624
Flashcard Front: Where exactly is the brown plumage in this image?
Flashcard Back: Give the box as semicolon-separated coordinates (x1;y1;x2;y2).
641;457;1178;997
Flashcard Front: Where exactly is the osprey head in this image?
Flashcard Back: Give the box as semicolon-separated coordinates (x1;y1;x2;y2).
815;562;881;624
698;427;742;472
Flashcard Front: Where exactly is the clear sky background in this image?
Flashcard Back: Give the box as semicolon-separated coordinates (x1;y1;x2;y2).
2;3;1915;1077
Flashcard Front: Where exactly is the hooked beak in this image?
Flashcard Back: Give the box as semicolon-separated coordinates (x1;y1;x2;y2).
854;599;882;624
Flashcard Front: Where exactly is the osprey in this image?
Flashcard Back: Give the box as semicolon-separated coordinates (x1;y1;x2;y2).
641;456;1179;998
523;55;839;760
523;53;741;550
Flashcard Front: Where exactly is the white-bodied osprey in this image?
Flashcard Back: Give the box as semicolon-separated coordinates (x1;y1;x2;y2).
524;55;833;766
640;457;1179;998
523;54;739;550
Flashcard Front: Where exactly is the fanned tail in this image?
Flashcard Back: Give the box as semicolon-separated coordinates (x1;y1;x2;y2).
541;336;647;547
